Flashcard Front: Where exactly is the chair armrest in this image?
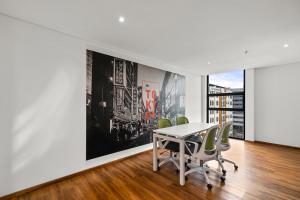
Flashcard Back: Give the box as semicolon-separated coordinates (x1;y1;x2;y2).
199;132;206;138
158;139;169;149
185;141;199;155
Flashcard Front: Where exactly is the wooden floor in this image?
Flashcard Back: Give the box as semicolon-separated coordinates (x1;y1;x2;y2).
6;140;300;200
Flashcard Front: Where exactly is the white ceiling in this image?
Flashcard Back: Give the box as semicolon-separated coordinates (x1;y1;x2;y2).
1;0;300;75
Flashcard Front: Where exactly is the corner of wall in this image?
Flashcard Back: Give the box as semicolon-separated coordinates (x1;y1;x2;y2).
245;68;255;141
201;75;207;123
185;75;202;123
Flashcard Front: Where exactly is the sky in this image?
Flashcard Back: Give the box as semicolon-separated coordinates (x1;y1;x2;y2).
209;70;244;89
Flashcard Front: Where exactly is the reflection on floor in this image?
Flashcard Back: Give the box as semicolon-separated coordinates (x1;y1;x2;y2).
9;140;300;200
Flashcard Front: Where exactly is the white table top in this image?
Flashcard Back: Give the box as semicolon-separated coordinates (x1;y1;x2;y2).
153;122;217;138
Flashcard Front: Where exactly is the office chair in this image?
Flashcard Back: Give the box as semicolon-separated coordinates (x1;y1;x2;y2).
216;121;238;175
184;125;225;190
157;118;198;172
176;116;189;125
175;116;197;166
157;118;180;171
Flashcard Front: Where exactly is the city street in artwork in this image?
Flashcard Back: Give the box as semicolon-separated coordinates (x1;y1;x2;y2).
86;50;186;160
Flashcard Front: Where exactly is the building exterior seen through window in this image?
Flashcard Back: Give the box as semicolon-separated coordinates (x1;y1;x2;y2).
207;70;245;140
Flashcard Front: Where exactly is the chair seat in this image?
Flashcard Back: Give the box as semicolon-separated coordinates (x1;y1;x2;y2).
217;143;230;151
162;141;179;152
162;135;203;155
221;143;230;148
205;149;216;155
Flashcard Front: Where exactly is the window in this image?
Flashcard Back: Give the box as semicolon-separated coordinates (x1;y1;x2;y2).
207;70;245;140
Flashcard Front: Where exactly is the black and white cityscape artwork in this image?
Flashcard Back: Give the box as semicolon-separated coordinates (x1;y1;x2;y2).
86;50;186;160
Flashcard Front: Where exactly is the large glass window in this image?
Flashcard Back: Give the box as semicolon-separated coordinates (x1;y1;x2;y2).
207;70;245;140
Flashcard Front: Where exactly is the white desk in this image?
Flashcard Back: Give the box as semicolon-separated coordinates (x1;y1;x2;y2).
152;122;217;186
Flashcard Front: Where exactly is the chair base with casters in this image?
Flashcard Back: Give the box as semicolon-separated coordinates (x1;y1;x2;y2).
157;149;180;171
185;161;225;190
216;152;238;175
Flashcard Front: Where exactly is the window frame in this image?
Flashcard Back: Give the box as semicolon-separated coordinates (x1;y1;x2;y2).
206;70;246;140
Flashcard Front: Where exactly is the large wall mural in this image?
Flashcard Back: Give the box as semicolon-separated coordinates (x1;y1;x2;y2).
86;50;185;160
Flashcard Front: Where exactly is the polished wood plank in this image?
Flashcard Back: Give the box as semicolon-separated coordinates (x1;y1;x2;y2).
2;140;300;200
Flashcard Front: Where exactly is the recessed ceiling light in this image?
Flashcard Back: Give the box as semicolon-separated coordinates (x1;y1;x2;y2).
118;16;125;23
283;44;289;48
207;61;211;65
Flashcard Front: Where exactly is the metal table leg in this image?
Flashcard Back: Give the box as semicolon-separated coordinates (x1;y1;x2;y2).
153;134;158;171
179;139;185;185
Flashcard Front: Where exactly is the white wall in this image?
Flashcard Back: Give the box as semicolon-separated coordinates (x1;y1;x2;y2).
185;75;202;123
0;15;202;196
254;63;300;147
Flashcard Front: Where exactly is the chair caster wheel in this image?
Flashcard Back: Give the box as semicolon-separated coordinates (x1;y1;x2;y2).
222;169;226;176
221;160;224;163
176;169;179;174
205;170;209;174
234;165;238;170
156;159;160;171
185;176;188;181
207;184;213;190
220;176;226;182
185;163;190;171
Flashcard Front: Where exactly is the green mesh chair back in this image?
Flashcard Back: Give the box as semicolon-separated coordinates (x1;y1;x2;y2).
221;122;232;145
176;116;189;125
158;118;172;129
204;126;218;152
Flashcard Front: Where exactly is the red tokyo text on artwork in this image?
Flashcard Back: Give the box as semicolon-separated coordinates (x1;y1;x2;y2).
142;80;160;121
145;89;157;120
